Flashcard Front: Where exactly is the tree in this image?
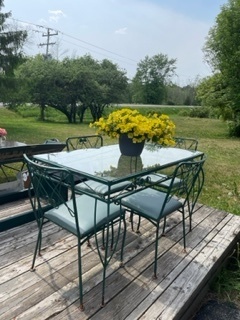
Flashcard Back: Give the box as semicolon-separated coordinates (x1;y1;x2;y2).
0;0;27;88
16;55;59;120
196;73;232;119
166;83;199;106
16;55;92;122
15;55;128;123
131;54;177;104
204;0;240;136
88;59;128;121
59;56;128;122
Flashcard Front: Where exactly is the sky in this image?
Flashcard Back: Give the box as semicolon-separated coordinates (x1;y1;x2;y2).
4;0;227;85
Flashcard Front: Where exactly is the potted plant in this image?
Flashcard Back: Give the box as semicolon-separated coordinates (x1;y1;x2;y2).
90;108;175;156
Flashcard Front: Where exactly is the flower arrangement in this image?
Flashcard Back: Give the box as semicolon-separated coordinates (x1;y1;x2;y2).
90;108;176;146
0;127;7;137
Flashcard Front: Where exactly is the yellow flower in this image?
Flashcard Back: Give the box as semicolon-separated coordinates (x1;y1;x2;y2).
90;108;175;145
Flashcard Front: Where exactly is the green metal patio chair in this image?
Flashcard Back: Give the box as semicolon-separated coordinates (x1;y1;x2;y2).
66;134;103;151
43;138;60;144
174;137;198;151
121;157;205;279
65;135;103;184
66;134;133;198
129;137;199;231
24;154;126;311
138;137;198;192
144;137;199;188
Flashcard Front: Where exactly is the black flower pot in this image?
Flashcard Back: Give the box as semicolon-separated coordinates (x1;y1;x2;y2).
119;134;145;156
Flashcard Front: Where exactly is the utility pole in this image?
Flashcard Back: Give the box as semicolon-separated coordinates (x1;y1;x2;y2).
39;28;58;59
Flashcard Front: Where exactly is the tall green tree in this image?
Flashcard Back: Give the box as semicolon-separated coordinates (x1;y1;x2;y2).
0;0;27;94
196;73;231;119
131;54;176;104
88;58;128;121
16;55;128;123
16;55;92;122
204;0;240;136
16;55;62;120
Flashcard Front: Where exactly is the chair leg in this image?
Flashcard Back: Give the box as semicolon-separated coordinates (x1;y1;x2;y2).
187;199;193;231
129;211;141;233
110;221;114;250
120;212;127;267
77;239;84;311
100;214;126;307
87;237;91;247
101;228;105;250
136;215;141;233
100;229;110;308
101;267;107;307
31;218;44;271
189;212;192;232
162;217;167;236
153;224;160;279
182;210;187;253
129;211;134;230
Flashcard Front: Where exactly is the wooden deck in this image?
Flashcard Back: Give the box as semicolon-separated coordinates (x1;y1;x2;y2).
0;195;34;232
0;202;240;320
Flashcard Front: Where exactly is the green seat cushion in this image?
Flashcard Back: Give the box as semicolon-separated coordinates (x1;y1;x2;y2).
142;173;181;188
45;194;123;237
121;188;182;221
75;177;132;196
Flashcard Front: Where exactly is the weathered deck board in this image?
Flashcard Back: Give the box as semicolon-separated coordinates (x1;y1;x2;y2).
0;197;32;220
0;204;239;320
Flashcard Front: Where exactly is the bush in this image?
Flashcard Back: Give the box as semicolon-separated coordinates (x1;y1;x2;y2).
189;107;211;118
228;121;240;137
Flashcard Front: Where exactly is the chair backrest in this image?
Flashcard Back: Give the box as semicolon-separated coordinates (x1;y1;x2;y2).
66;135;103;151
23;154;75;220
161;157;205;216
174;137;198;151
44;138;60;144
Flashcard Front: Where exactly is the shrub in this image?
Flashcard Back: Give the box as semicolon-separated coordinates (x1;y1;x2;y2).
189;107;211;118
228;121;240;137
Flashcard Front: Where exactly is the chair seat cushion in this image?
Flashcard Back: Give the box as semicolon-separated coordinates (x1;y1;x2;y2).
45;195;123;237
142;173;181;188
75;177;132;196
121;188;182;221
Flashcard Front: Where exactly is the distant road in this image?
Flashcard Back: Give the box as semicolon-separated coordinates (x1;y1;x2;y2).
114;104;198;108
0;102;198;108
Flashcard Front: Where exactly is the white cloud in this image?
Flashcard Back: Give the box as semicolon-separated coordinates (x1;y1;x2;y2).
115;27;127;35
48;10;66;23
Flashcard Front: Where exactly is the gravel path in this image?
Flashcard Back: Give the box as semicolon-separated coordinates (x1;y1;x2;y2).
192;300;240;319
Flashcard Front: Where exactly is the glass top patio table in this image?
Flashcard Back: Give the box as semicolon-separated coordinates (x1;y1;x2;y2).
34;143;204;186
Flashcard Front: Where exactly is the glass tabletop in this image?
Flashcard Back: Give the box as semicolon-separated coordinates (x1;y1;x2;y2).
34;144;204;184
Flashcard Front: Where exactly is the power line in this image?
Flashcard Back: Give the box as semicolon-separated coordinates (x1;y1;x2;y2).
60;37;136;67
59;31;137;63
9;17;138;64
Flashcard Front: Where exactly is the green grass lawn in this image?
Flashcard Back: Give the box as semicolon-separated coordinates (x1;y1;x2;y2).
1;104;240;306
